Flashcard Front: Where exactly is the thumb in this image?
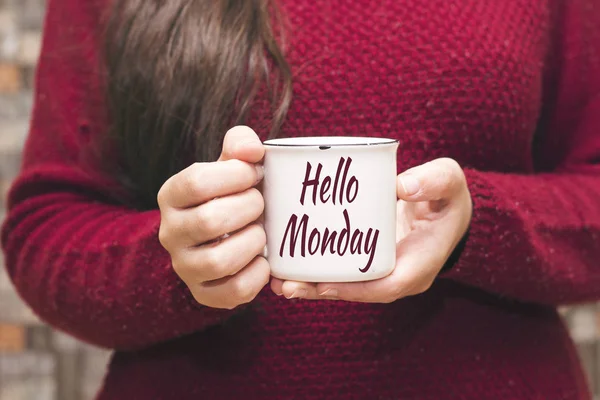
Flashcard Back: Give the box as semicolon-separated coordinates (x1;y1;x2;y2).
218;125;265;163
397;158;465;202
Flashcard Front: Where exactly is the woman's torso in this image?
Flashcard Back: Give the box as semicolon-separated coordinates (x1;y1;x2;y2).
99;1;589;399
100;283;585;399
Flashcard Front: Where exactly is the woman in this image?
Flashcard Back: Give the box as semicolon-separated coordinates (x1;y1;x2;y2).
2;0;600;398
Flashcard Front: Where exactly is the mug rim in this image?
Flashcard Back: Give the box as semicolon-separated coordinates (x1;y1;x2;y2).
263;136;398;147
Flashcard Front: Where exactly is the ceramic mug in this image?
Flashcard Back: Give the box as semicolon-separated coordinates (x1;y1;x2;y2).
262;136;399;282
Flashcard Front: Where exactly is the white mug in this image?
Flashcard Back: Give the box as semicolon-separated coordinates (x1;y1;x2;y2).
262;136;399;282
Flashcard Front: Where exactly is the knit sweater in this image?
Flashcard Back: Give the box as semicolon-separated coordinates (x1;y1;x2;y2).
3;0;600;399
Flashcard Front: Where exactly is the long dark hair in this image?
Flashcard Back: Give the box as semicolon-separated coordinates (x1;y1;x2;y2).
103;0;292;209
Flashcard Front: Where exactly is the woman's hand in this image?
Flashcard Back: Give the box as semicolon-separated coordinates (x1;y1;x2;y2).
158;126;269;310
271;158;473;303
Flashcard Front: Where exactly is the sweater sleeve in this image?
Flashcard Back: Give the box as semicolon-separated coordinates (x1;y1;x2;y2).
441;0;600;306
0;0;239;350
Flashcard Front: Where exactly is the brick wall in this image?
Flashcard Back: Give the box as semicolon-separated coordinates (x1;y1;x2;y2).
0;1;110;399
0;2;598;399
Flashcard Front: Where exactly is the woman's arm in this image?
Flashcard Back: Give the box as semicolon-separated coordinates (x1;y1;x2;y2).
0;0;239;350
274;0;600;306
445;167;600;306
442;0;600;305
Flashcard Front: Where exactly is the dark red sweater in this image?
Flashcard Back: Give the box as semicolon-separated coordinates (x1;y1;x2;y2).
3;0;600;398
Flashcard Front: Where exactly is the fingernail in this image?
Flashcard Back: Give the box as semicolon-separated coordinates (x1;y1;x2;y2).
319;288;338;298
255;165;264;183
274;290;283;296
400;175;420;196
287;289;307;299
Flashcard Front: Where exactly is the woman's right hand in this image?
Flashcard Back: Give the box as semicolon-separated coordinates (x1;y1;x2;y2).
157;126;269;310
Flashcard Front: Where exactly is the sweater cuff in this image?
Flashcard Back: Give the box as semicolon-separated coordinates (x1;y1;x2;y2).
438;173;477;275
439;225;471;274
436;167;506;283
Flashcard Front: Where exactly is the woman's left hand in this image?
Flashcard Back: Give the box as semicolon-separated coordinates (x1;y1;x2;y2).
270;158;473;303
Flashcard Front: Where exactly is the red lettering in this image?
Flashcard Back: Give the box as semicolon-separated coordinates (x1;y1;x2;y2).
336;209;351;256
320;176;332;203
339;157;352;204
279;210;380;274
299;162;322;206
331;157;345;205
321;228;337;255
308;228;321;255
347;176;358;203
350;230;363;254
279;214;309;257
359;229;380;273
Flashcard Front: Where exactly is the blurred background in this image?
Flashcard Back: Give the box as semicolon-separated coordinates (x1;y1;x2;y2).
0;1;111;399
0;1;599;400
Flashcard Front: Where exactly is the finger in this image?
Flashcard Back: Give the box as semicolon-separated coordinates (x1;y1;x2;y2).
218;125;265;163
397;158;465;202
271;279;338;300
174;188;264;246
178;223;266;282
270;278;284;296
316;228;451;303
193;256;270;310
160;160;263;209
280;280;319;299
316;280;383;303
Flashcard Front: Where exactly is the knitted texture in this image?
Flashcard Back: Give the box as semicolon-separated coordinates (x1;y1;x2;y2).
2;0;600;399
